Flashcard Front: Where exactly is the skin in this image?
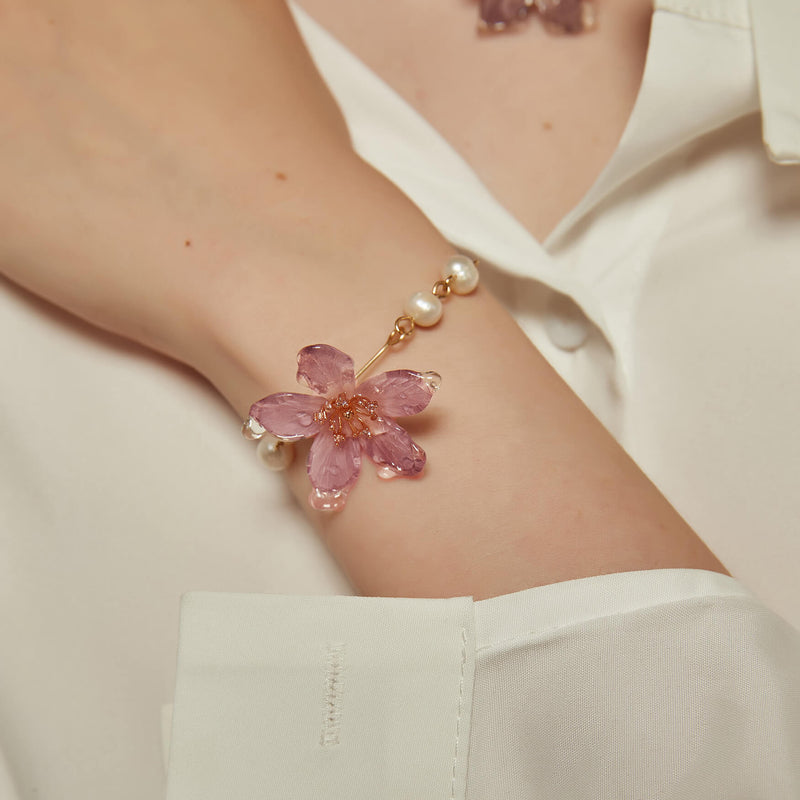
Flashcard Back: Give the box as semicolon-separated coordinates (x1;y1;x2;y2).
0;0;728;600
299;0;655;241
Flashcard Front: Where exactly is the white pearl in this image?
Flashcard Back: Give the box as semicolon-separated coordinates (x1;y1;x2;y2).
444;255;479;295
256;435;295;471
404;291;443;327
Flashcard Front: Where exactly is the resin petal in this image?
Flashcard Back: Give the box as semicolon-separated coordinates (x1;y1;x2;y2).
308;488;349;512
357;370;436;417
296;344;356;396
249;392;322;441
364;418;426;478
307;432;362;493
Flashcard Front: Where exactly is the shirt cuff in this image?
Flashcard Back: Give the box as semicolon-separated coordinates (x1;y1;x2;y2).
164;569;774;799
165;593;475;800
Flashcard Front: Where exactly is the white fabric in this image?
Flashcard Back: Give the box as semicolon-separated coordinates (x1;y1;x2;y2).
749;0;800;164
166;593;476;799
1;0;799;798
163;571;800;799
469;570;800;798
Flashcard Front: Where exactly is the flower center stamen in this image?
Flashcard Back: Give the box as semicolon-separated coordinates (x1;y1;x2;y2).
314;393;380;446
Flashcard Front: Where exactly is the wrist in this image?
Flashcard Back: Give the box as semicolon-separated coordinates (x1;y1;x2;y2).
169;163;729;601
183;163;458;416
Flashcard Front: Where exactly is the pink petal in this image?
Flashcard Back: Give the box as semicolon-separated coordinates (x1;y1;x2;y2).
357;370;435;417
296;344;355;396
307;431;362;493
364;418;426;478
249;393;322;441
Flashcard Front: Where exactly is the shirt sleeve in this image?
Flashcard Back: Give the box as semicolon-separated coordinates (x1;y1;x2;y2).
164;569;800;799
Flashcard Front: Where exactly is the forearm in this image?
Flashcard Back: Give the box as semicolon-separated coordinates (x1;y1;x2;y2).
1;0;727;600
182;157;728;601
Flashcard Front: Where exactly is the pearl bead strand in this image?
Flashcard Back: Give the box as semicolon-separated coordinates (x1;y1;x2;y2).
403;254;480;328
445;254;481;295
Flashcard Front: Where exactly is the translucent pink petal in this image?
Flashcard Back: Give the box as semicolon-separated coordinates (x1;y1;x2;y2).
296;344;355;396
357;370;435;417
364;418;426;477
307;432;362;493
249;393;322;441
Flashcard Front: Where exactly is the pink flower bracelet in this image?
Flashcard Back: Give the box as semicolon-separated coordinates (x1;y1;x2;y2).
242;254;480;512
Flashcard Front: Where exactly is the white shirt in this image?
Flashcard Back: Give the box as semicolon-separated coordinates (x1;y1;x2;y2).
0;0;798;797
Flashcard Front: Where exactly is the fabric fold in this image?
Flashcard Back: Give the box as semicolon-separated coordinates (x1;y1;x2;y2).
467;569;800;799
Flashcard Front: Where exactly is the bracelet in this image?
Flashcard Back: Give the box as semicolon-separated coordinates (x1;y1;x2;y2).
242;254;480;512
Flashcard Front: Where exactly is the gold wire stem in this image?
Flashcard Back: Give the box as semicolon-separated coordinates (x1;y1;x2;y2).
353;257;479;381
355;315;416;381
355;344;389;381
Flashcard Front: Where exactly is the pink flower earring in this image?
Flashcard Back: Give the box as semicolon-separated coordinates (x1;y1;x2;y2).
242;255;480;512
478;0;596;34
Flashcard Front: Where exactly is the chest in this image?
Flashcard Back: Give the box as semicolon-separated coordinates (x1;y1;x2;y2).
296;0;651;241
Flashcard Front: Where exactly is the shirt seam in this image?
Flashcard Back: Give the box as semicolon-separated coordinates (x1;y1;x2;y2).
450;626;468;800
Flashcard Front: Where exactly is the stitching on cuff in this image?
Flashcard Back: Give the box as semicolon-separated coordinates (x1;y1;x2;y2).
450;626;468;800
320;642;346;748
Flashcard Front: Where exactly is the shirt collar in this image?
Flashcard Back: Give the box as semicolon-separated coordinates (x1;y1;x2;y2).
546;0;761;249
748;0;800;164
292;0;796;262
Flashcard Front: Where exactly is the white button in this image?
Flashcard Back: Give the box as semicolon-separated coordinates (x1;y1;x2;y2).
544;293;591;352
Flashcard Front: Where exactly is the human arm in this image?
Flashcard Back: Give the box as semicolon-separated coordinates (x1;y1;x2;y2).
0;0;728;600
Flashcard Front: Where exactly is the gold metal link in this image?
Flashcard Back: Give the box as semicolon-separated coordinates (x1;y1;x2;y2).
354;259;478;380
432;278;452;298
394;315;415;338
